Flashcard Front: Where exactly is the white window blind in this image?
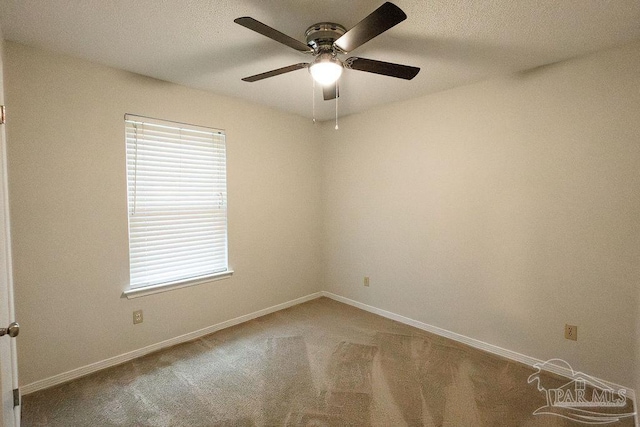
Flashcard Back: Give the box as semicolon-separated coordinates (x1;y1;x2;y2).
125;114;228;290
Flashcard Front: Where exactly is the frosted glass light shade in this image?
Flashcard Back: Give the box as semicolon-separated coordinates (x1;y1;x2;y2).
309;59;343;86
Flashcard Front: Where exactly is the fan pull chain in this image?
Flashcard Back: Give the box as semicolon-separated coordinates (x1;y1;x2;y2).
334;83;339;130
312;79;316;124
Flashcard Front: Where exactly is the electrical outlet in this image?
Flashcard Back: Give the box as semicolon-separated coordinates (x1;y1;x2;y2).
564;324;577;341
133;310;143;325
364;276;370;287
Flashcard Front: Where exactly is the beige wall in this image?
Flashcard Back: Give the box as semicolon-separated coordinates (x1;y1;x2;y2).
4;42;323;386
321;41;640;389
5;39;640;394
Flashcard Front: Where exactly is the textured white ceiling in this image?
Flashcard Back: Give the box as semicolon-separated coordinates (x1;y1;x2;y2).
1;0;639;121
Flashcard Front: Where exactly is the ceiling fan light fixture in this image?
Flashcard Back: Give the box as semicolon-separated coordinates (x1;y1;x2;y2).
309;54;343;86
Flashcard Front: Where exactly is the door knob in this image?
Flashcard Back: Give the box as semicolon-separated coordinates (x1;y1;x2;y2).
0;322;19;338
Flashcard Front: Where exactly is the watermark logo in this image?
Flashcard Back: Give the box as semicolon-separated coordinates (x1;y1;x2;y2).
527;359;636;424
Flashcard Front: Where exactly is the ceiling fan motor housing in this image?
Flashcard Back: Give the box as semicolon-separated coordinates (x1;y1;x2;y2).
305;22;346;53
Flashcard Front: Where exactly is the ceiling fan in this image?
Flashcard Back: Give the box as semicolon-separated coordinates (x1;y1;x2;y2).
234;2;420;101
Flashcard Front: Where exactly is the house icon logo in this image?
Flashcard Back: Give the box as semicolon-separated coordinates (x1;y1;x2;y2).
527;359;636;424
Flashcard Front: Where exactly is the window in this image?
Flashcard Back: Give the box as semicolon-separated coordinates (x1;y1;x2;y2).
124;114;231;298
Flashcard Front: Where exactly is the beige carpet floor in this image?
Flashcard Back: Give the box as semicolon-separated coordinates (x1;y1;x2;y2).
22;297;635;426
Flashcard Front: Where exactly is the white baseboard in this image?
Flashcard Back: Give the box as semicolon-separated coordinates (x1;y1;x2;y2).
20;292;323;395
321;291;637;406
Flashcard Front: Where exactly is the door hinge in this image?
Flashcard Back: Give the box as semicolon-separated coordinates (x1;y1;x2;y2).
13;388;19;407
0;105;4;125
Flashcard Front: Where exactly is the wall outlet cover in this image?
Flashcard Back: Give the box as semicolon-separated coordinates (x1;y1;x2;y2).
564;324;577;341
133;310;143;324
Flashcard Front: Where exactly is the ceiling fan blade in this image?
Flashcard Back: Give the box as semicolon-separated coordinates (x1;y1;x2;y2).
345;57;420;80
334;2;406;53
242;63;309;82
234;17;313;53
323;81;339;100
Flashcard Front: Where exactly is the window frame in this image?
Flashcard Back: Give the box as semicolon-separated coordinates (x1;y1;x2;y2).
122;114;232;299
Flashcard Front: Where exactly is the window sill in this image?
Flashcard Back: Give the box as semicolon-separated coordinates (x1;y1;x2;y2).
123;270;234;299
